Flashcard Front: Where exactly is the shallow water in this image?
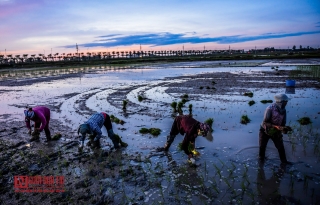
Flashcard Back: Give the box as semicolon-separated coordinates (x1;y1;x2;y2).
0;61;319;204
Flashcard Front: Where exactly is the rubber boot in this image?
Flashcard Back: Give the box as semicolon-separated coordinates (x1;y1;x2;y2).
45;134;52;142
116;135;128;147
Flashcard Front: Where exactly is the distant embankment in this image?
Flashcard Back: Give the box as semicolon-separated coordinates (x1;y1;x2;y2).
1;51;320;69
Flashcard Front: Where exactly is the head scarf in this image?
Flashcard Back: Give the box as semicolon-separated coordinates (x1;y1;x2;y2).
274;93;289;111
199;123;211;137
78;123;91;142
24;110;35;121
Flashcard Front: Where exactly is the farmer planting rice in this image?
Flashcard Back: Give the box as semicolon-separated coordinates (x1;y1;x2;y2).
259;93;292;164
157;115;212;165
78;112;128;150
24;106;52;142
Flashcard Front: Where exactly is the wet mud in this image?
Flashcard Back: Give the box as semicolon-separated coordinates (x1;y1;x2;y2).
0;60;320;204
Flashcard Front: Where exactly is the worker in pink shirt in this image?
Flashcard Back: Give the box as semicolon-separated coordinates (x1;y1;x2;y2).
24;106;51;142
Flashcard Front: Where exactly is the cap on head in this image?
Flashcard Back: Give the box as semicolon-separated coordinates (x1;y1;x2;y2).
199;123;211;137
274;94;289;103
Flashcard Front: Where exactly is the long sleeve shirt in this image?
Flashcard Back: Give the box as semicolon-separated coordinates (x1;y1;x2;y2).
25;106;50;132
170;115;200;155
260;103;286;134
85;112;113;138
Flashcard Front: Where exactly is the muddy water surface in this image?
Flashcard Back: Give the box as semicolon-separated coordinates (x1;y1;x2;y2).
0;60;319;204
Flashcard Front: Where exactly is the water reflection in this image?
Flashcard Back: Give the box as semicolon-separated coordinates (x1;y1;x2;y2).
257;162;285;204
285;87;295;94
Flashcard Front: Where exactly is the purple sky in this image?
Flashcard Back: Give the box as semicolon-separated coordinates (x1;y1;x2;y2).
0;0;319;55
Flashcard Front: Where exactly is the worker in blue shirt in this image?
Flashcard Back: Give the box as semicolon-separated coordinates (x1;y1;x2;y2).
78;112;128;150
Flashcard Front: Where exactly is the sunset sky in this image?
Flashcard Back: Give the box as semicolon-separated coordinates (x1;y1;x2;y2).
0;0;319;55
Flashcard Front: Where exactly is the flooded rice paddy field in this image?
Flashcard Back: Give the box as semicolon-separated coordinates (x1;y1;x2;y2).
0;59;320;204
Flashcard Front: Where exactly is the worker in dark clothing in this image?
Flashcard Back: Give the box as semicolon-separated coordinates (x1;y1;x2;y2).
157;115;212;164
259;94;292;164
78;112;128;150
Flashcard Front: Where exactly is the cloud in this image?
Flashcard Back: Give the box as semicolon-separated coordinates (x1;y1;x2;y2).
64;31;320;48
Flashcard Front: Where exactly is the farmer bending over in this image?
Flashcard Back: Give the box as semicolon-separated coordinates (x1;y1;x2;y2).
157;115;212;164
78;112;128;150
24;106;51;142
259;94;292;164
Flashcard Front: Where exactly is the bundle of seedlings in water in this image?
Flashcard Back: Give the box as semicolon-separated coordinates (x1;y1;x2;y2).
139;127;161;136
298;117;312;125
52;133;62;140
170;101;178;112
122;100;128;110
113;133;128;147
181;98;189;104
206;86;210;89
110;115;125;124
248;100;255;106
177;101;184;114
139;128;149;134
205;118;214;131
181;94;189;99
138;95;144;102
211;80;216;85
240;115;251;124
267;127;281;137
260;100;273;104
188;104;193;115
178;142;200;156
243;92;253;97
199;86;204;89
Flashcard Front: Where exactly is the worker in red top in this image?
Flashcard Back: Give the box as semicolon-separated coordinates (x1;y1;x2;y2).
24;106;51;142
157;115;212;164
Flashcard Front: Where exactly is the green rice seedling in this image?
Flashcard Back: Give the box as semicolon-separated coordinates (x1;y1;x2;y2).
171;101;178;112
304;175;309;189
260;100;273;104
240;115;251;124
149;128;161;136
139;128;149;134
243;92;253;97
188;104;193;115
298;117;312;125
205;118;214;131
218;159;225;169
52;133;62;140
181;94;189;98
248;100;255;106
223;177;232;189
267;127;281;137
213;164;222;179
181;98;188;104
122;100;128;110
138;95;143;102
177;101;184;114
